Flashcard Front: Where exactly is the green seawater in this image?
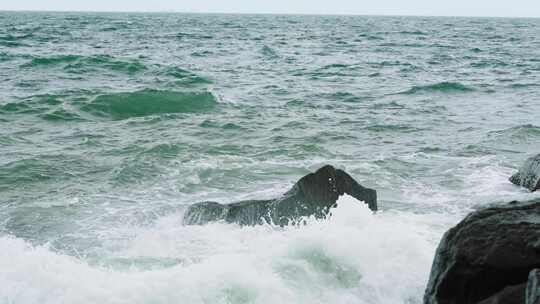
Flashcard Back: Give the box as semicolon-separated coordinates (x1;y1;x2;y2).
1;12;540;304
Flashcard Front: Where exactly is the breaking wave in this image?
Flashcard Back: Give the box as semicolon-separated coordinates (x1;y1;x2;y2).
0;195;445;304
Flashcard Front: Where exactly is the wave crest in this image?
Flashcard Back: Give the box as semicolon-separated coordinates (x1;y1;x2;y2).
81;89;217;119
400;82;474;95
22;54;147;74
488;124;540;139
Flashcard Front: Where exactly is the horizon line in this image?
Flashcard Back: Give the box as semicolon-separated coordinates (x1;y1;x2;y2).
0;9;539;19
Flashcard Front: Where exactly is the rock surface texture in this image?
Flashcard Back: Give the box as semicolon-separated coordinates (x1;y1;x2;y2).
183;165;377;226
527;269;540;304
510;153;540;191
424;199;540;304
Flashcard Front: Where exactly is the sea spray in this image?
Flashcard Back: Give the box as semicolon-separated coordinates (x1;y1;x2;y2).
0;195;454;304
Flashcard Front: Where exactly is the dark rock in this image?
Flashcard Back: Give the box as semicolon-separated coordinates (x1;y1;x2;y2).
527;269;540;304
424;199;540;304
476;283;525;304
510;154;540;191
183;165;377;226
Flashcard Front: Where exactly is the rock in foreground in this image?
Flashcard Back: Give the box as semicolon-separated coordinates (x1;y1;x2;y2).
527;269;540;304
424;199;540;304
510;153;540;191
183;165;377;226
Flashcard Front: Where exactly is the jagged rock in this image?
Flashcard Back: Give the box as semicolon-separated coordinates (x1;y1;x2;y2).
510;153;540;191
527;269;540;304
424;199;540;304
183;165;377;226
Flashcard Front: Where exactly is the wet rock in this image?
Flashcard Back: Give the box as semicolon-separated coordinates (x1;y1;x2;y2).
183;165;377;226
424;199;540;304
510;153;540;191
527;269;540;304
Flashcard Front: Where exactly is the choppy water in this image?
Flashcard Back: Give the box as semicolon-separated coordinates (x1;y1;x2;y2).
1;12;540;304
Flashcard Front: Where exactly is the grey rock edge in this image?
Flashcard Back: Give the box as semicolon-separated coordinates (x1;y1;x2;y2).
510;153;540;192
528;269;540;304
424;199;540;304
182;165;377;226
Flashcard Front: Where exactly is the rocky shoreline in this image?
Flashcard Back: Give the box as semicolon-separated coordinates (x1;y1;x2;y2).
425;153;540;304
182;154;540;303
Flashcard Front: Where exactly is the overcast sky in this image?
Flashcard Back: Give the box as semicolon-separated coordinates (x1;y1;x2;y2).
1;0;540;18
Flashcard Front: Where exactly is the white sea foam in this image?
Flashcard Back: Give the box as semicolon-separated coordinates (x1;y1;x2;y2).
0;194;455;304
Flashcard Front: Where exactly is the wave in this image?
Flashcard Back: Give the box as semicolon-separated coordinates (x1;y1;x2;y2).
0;102;35;114
190;50;213;57
65;55;147;74
358;33;384;40
39;108;84;122
261;45;278;59
399;30;427;35
509;83;540;89
470;59;508;68
0;195;441;304
0;155;87;189
2;89;217;121
176;32;214;40
488;124;540;139
285;99;307;108
399;82;475;95
140;143;185;159
0;52;14;62
379;42;424;48
308;65;359;78
160;67;212;85
480;124;540;154
418;147;446;153
322;63;349;69
0;34;29;47
199;120;244;131
0;94;66;116
369;101;405;110
372;61;414;68
320;92;366;103
23;54;81;66
80;89;217;120
21;54;147;74
365;124;421;133
0;34;19;42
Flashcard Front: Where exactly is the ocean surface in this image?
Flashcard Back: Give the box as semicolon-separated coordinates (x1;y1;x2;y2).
1;12;540;304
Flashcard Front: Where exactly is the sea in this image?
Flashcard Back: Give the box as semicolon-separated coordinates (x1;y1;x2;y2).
1;12;540;304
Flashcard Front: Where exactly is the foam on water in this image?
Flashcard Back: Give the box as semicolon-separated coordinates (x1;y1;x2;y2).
0;195;455;304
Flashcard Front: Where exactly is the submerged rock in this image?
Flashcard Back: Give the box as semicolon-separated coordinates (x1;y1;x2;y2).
183;165;377;226
527;269;540;304
424;199;540;304
510;153;540;191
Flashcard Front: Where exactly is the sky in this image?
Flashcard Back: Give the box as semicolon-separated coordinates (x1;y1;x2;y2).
1;0;540;18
